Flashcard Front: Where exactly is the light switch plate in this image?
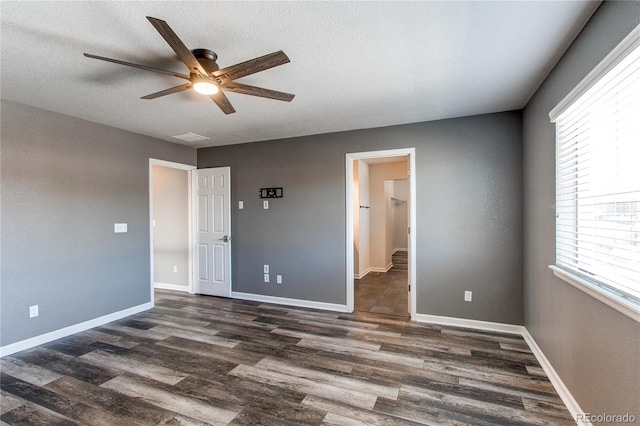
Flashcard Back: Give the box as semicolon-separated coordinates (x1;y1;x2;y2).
464;291;472;302
239;201;244;209
263;265;269;273
29;305;39;318
277;275;282;284
264;274;270;283
263;200;269;209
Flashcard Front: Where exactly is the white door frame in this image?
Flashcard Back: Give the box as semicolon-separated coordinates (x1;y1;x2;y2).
346;148;417;319
149;159;197;304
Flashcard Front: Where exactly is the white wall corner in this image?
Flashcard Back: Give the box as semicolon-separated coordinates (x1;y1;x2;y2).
521;329;590;426
369;263;393;274
415;313;587;425
354;268;371;280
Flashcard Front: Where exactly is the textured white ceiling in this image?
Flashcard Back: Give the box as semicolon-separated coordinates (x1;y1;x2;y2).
1;1;598;148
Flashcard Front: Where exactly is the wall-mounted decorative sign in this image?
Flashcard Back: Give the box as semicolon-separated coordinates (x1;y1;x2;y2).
260;187;283;198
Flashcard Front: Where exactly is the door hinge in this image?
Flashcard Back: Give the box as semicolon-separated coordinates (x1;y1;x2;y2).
407;227;410;234
408;285;411;292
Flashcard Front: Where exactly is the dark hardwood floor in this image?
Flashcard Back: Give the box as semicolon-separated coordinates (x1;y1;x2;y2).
355;251;409;317
0;290;574;425
355;270;409;317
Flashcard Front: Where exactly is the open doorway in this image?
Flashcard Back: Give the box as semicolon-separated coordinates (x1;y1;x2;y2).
149;159;196;303
346;149;416;319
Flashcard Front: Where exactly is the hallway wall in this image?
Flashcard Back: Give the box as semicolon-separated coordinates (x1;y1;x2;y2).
152;165;189;288
354;160;371;277
369;161;408;270
392;179;409;252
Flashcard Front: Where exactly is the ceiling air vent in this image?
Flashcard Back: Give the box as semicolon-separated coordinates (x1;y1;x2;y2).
171;132;210;142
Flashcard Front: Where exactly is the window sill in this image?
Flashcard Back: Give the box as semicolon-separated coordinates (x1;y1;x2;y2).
549;265;640;324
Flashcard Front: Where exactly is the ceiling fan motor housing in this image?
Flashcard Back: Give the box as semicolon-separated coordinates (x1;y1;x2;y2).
192;49;219;74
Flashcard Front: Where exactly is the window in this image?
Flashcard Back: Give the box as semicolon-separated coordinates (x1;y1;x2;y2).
550;24;640;320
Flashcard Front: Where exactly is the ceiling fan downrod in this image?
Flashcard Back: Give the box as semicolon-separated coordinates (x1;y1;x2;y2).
192;49;219;75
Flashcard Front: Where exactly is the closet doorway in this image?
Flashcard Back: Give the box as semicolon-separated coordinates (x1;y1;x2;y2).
346;148;416;319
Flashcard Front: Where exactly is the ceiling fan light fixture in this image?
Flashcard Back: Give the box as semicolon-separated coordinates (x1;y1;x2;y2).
192;78;219;95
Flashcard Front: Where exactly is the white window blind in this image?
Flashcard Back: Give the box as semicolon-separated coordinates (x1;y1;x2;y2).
551;25;640;310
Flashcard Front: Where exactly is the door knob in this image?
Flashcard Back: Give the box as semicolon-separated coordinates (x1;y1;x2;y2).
219;235;231;242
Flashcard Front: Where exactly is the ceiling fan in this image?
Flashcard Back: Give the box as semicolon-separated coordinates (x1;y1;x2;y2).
84;16;294;114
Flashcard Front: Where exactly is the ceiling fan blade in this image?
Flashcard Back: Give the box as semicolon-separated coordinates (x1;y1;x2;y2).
146;16;208;76
141;83;192;100
213;51;290;81
210;91;236;114
221;82;294;102
83;53;190;80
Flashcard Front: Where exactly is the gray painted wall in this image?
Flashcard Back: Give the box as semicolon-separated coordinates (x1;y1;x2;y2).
523;1;640;420
198;111;523;324
0;100;196;347
152;166;189;287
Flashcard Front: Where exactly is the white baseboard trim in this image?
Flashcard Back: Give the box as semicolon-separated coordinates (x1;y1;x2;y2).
0;302;153;358
231;291;348;313
415;312;585;425
414;313;525;335
356;263;394;278
154;282;190;292
0;290;585;426
370;263;393;273
354;268;371;280
522;328;589;426
392;248;408;254
357;263;395;278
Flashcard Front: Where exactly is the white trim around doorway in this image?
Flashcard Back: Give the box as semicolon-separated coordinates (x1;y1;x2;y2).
345;148;417;319
149;159;197;305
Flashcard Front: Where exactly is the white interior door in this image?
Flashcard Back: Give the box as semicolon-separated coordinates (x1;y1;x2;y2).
192;167;231;297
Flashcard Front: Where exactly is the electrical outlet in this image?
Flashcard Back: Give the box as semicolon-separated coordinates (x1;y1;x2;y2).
277;275;282;284
464;291;473;302
264;274;270;283
173;265;178;273
114;223;127;233
239;201;244;209
263;265;269;273
29;305;39;318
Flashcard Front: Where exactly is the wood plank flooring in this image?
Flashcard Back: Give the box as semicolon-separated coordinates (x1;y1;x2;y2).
0;290;575;425
355;269;409;317
355;250;410;317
